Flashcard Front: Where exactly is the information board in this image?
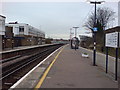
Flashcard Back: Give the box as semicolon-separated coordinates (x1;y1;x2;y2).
105;32;119;48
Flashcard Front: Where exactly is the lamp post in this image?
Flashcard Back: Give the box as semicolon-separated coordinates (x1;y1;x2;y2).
70;28;72;40
89;1;105;66
73;27;79;37
72;27;79;50
70;28;72;48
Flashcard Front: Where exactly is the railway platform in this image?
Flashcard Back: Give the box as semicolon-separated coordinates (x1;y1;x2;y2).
0;44;52;53
11;45;118;89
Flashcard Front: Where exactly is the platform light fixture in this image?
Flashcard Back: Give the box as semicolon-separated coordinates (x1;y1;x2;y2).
73;27;79;38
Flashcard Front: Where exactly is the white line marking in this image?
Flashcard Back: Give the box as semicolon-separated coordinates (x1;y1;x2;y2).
9;46;63;89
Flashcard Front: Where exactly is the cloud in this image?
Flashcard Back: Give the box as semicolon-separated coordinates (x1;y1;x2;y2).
47;33;69;39
2;0;120;2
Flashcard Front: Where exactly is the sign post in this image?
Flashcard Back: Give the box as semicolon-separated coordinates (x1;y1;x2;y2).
115;48;118;80
105;32;119;80
106;47;108;73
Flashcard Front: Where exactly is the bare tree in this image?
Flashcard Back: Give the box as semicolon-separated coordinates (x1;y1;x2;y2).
84;7;115;47
84;7;115;32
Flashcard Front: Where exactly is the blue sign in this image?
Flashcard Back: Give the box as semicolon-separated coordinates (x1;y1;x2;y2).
93;27;98;32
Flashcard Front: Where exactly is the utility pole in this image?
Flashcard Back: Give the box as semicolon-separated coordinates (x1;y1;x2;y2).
73;27;79;37
70;28;72;40
89;1;104;66
70;28;72;49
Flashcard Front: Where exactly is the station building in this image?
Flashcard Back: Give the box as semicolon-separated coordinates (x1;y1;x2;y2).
4;22;45;48
0;15;6;36
0;15;6;50
0;15;45;49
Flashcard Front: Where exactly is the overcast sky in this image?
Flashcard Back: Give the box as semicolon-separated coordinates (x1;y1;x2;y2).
1;0;119;39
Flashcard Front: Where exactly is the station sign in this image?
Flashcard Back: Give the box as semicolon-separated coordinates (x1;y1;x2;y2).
93;27;98;32
105;32;119;48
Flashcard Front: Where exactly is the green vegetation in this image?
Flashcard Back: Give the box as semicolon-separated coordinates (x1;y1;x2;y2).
84;53;88;55
96;46;120;58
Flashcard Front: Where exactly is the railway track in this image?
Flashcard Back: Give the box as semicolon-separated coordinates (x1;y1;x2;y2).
1;44;63;89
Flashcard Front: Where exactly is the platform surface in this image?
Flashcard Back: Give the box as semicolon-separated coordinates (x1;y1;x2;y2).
0;44;53;54
13;45;119;89
39;45;118;88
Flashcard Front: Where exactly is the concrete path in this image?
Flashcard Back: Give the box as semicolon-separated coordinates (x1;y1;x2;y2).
40;45;118;88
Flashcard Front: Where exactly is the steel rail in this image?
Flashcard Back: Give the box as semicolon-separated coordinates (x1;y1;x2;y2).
1;47;55;80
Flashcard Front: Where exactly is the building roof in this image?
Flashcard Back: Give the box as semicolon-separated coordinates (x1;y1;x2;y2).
0;15;6;18
104;26;120;34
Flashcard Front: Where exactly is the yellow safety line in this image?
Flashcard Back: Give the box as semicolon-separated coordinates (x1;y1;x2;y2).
34;46;65;89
